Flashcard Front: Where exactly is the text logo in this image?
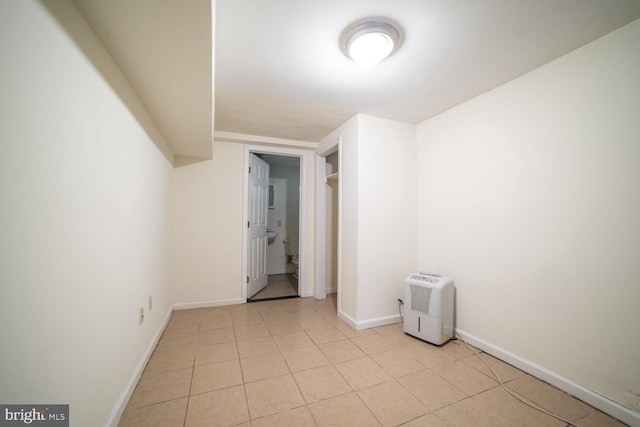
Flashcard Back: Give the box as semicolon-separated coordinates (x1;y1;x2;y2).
0;405;68;426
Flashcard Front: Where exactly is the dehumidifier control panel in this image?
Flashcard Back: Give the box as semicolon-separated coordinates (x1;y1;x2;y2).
408;274;438;283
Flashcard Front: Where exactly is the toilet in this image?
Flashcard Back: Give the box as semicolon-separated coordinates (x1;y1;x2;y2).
282;239;299;279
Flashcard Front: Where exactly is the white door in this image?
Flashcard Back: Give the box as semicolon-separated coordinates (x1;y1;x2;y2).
247;153;270;298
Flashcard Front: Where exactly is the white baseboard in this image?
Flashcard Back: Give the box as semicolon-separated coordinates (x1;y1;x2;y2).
325;286;337;294
108;298;243;425
337;311;402;331
301;289;314;297
338;309;357;329
356;314;402;330
173;297;244;310
455;329;640;427
107;307;172;427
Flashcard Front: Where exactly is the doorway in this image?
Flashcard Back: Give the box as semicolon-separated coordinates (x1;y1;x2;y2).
244;147;306;302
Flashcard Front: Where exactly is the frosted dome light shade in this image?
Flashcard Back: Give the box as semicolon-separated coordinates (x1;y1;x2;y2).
341;18;402;65
348;32;394;65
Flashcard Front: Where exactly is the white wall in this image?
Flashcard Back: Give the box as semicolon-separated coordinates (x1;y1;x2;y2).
319;115;417;327
357;115;417;323
416;18;640;419
267;177;289;274
267;164;301;275
326;177;339;293
0;1;173;425
276;166;301;248
319;116;359;319
171;140;244;305
172;141;316;303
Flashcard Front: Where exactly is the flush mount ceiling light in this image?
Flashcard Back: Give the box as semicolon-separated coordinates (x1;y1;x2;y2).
341;17;403;65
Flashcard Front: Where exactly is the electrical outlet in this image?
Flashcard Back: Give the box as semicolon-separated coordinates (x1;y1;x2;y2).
139;307;144;325
149;295;152;311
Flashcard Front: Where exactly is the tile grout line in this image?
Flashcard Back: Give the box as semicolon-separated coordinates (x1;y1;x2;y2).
230;316;254;423
183;315;201;426
124;294;614;426
255;304;356;425
251;302;307;423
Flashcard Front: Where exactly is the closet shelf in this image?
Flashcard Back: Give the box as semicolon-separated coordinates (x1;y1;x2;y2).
326;172;339;181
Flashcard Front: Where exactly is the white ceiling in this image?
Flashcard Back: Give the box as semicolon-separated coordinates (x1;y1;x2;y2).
215;0;640;142
74;1;640;157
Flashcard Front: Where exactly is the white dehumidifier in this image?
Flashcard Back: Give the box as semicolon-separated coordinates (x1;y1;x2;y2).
403;272;454;345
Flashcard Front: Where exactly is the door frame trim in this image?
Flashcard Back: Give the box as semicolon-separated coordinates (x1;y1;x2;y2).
242;144;310;302
315;137;341;301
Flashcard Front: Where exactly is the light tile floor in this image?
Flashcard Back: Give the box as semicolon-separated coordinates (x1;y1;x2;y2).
119;294;627;426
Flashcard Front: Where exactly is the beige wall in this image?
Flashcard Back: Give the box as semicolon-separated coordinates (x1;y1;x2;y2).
319;115;417;327
0;1;174;425
326;175;339;293
267;164;301;275
416;18;640;416
357;115;417;322
171;141;244;304
266;177;289;274
297;149;317;297
319;116;359;320
171;140;316;304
